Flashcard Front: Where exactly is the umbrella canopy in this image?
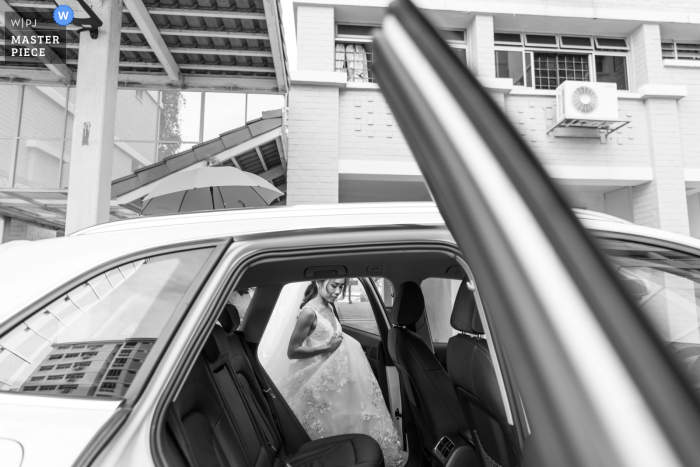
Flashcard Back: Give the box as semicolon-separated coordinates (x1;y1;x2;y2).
140;166;283;216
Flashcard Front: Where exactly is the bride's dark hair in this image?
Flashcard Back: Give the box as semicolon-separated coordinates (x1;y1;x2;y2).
300;279;349;308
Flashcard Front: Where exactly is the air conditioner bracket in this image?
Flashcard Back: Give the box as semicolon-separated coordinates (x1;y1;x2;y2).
546;117;630;140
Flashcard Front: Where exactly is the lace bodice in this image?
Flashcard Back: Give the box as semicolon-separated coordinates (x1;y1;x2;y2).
303;305;341;348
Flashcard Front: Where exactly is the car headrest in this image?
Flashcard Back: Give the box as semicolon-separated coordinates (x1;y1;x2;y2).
219;304;241;333
203;326;228;362
390;282;425;326
450;280;484;334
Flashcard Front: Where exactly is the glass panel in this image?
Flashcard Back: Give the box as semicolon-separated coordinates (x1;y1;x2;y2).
561;36;593;48
112;142;156;181
157;142;184;161
0;139;13;187
158;91;201;146
534;52;589;90
494;32;522;44
451;47;467;68
19;86;67;138
0;248;214;397
0;86;20;138
337;24;375;36
202;92;246;141
13;139;61;188
525;34;558;47
114;89;160;143
336;278;379;335
595;37;628;50
59;141;70;189
661;41;676;60
225;287;256;321
246;94;286;121
437;29;465;42
676;43;700;60
420;278;462;343
334;43;375;83
599;239;700;396
495;50;528;86
595;55;628;90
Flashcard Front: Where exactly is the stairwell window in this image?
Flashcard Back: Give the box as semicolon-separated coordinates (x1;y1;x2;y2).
335;24;467;83
495;32;629;90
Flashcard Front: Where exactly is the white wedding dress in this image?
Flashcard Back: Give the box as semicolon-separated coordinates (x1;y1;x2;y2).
274;304;404;467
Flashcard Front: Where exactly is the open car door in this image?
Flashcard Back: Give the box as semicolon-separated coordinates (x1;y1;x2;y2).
372;2;700;467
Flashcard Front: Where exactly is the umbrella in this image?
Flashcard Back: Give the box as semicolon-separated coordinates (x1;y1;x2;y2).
140;166;284;216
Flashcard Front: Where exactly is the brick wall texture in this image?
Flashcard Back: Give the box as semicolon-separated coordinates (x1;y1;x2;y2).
286;86;340;204
296;6;335;72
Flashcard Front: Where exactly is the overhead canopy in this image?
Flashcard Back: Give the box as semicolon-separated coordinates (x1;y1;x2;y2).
0;0;289;92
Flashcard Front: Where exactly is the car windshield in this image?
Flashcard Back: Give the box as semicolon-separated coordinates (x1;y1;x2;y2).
600;238;700;391
0;247;213;398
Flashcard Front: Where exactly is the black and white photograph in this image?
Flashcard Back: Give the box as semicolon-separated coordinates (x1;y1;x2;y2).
1;0;700;466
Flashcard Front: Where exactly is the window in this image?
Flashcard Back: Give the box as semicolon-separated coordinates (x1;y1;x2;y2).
335;24;467;83
494;32;629;90
599;239;700;391
420;279;463;343
335;278;380;335
595;55;629;90
135;89;144;103
534;53;590;90
0;247;215;398
495;50;532;86
662;41;700;61
56;364;71;369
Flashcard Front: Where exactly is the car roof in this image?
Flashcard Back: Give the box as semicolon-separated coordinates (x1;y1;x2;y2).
1;202;699;322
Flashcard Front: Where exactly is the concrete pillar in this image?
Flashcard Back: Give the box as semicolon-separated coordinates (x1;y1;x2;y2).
286;6;340;206
0;215;10;244
65;1;122;234
466;15;495;78
296;6;335;72
628;24;689;235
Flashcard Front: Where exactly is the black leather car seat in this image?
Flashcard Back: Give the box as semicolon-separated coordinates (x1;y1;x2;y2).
387;282;471;458
165;304;385;467
447;281;516;467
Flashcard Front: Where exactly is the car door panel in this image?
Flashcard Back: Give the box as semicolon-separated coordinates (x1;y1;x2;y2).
342;326;382;377
373;2;700;466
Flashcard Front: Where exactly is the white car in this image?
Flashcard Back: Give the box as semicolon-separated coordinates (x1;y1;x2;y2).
0;203;699;467
3;2;700;467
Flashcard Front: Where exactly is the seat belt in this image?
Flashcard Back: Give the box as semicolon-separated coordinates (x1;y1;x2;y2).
239;334;288;449
166;409;200;467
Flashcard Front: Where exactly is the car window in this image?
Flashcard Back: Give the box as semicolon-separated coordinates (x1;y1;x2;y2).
421;278;462;343
600;238;700;392
0;247;214;398
335;278;379;335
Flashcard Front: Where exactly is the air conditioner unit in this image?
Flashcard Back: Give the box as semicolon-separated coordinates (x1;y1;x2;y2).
555;81;619;122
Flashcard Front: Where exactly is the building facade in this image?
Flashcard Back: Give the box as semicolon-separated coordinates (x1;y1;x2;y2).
285;0;700;238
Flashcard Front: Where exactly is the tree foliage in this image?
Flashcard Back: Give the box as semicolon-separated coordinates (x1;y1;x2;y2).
157;91;184;159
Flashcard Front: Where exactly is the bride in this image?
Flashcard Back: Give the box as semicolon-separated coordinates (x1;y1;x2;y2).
259;279;405;467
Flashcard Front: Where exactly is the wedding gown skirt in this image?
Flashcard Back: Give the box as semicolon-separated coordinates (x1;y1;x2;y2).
277;309;404;467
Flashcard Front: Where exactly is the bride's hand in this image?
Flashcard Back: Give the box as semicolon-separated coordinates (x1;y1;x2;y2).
327;334;343;352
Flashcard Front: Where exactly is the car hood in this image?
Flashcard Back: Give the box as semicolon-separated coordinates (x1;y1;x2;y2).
0;394;121;467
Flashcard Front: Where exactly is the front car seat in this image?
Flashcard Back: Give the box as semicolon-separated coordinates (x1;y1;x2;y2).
387;281;470;459
447;281;517;467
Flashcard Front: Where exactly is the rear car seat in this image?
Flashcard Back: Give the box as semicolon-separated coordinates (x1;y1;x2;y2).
165;304;384;467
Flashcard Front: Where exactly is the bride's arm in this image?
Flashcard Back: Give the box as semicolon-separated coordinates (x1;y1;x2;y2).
287;308;341;359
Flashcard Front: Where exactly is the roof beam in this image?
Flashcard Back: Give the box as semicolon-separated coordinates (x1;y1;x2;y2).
78;60;274;74
1;191;67;217
139;7;265;20
121;26;269;41
0;0;74;84
0;66;281;92
8;1;267;20
262;0;288;93
257;164;285;184
255;146;268;171
0;39;274;57
122;0;181;84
